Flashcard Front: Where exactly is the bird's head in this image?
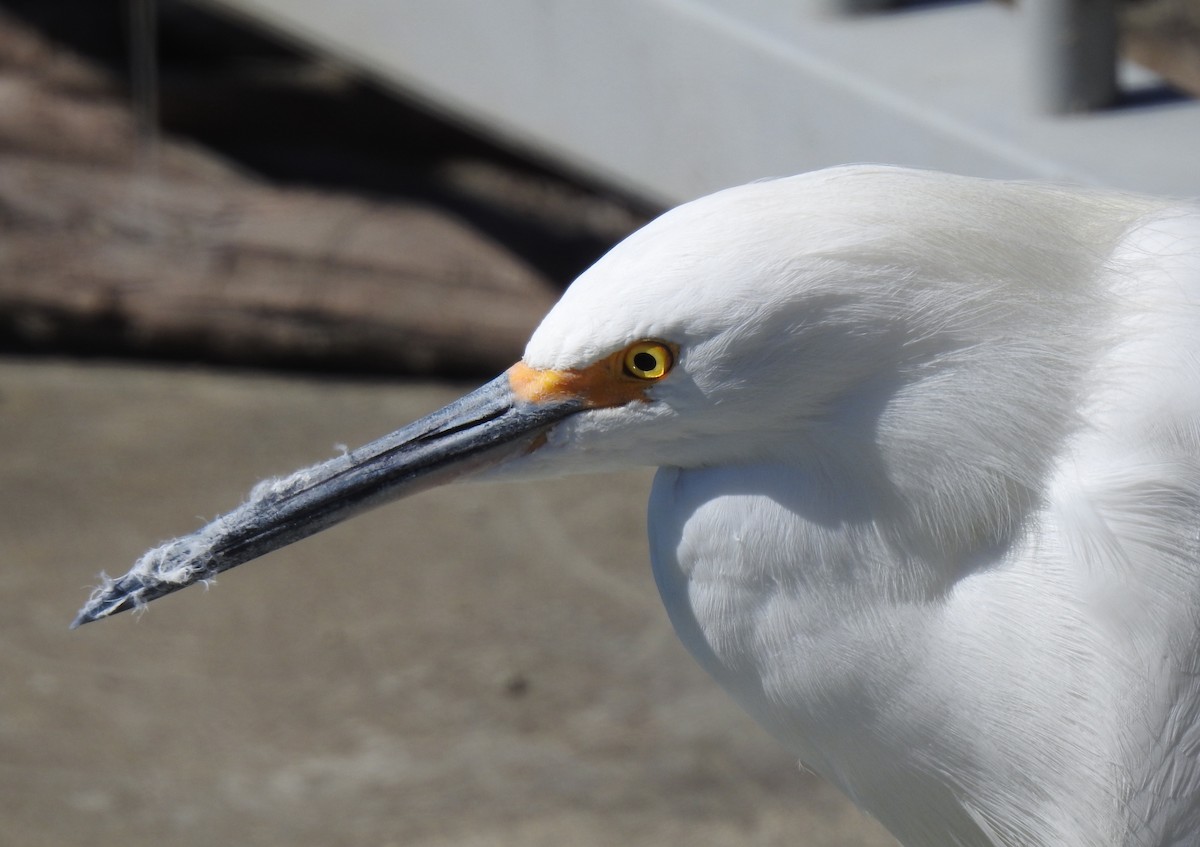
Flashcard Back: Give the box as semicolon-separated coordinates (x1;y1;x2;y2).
499;166;952;476
74;165;1144;624
500;164;1125;481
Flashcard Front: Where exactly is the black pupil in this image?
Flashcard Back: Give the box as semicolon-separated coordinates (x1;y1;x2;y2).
632;351;658;373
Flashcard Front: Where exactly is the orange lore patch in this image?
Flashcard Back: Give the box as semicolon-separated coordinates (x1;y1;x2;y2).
507;355;655;409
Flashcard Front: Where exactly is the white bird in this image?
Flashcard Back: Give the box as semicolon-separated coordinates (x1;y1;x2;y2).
75;165;1200;846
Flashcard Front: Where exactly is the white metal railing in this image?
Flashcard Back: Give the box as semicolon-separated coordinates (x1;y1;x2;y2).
182;0;1200;200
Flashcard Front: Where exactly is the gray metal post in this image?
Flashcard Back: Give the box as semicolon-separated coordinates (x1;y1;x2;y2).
1026;0;1119;113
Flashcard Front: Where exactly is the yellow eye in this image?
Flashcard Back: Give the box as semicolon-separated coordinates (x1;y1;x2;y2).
622;341;673;380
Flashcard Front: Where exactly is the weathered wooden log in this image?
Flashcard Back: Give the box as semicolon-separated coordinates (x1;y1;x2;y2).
1123;1;1200;98
0;11;566;375
0;155;558;374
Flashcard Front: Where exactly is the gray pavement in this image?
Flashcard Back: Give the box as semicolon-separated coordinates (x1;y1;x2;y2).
1;358;893;846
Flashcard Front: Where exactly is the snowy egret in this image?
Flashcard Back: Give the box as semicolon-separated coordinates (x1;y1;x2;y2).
75;165;1200;846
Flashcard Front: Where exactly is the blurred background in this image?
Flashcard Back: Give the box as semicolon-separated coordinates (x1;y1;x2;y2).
1;2;1197;845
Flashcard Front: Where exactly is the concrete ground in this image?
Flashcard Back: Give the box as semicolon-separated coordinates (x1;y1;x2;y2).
0;357;894;847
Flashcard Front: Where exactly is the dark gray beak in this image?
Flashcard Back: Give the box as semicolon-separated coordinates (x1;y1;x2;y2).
72;371;582;628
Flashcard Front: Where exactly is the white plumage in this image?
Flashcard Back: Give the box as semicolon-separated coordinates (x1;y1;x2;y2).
77;165;1200;846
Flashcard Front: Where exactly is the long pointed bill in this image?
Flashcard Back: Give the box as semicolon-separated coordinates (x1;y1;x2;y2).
72;369;583;628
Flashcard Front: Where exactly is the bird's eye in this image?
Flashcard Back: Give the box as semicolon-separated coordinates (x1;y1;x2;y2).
622;341;673;380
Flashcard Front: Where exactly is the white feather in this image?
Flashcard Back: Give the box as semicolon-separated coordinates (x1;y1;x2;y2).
517;166;1200;845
